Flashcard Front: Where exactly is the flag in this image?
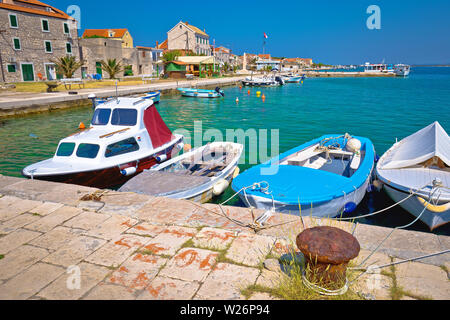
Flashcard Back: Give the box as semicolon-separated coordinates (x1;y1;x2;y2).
264;32;268;39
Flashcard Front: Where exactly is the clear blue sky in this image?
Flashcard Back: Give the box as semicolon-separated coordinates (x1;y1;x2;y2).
47;0;450;65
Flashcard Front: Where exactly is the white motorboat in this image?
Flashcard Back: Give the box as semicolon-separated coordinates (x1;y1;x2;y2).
22;97;184;189
363;62;395;74
394;64;411;77
376;122;450;230
119;142;243;203
242;75;284;86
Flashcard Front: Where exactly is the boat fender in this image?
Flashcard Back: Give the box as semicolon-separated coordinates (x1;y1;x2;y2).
346;138;362;153
417;197;450;213
183;144;192;152
156;154;168;163
121;167;137;176
232;167;240;179
213;179;230;197
343;202;357;213
79;122;86;130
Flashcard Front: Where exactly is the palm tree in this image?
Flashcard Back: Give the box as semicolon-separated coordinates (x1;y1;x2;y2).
51;56;84;79
100;59;124;79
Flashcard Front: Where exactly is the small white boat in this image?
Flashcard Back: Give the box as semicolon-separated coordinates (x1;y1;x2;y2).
177;87;224;98
282;74;305;83
22;97;184;189
241;75;284;86
376;122;450;230
119;142;243;203
363;62;395;74
394;64;411;77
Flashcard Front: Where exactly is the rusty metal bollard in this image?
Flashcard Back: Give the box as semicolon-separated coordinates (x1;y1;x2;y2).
296;226;360;288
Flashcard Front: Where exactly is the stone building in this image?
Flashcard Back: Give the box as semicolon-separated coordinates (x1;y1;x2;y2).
82;28;134;48
167;21;211;55
0;0;80;82
136;46;164;76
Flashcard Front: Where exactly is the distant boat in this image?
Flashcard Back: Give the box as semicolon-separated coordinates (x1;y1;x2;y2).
376;122;450;230
394;64;411;77
363;62;395;74
178;87;224;98
232;134;376;217
282;74;305;83
119;142;243;203
241;75;284;86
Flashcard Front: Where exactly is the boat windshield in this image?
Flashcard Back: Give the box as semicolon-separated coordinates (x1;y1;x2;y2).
92;108;111;125
76;143;100;159
56;142;76;157
111;109;137;126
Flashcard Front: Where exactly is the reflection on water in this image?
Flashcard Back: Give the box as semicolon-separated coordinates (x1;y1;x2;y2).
0;67;449;235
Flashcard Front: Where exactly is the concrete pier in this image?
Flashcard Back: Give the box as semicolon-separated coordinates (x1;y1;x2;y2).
0;175;448;300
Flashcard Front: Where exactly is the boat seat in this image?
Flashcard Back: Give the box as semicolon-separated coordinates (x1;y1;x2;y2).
286;146;322;165
305;156;328;169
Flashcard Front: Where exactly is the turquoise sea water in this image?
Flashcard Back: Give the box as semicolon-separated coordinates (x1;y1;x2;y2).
0;67;449;234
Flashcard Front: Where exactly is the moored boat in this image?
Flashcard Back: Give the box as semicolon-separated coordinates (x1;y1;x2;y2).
232;134;375;217
376;122;450;230
119;142;243;203
241;75;285;86
394;64;411;77
178;87;224;98
22;97;184;189
282;74;305;83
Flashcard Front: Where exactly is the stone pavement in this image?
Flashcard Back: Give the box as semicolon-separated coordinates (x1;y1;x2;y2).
0;175;448;300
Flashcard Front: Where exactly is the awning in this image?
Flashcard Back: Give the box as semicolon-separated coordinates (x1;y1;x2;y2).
177;56;215;65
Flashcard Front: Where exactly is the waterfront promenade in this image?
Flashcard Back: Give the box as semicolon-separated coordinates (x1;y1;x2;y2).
0;175;448;300
0;76;246;118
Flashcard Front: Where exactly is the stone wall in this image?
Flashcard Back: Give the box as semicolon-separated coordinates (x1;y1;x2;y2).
0;8;80;82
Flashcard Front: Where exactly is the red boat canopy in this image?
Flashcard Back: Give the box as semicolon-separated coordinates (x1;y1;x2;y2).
143;105;174;149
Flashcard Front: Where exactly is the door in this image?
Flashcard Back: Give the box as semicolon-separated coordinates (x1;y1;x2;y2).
22;64;34;82
96;62;102;76
45;64;56;80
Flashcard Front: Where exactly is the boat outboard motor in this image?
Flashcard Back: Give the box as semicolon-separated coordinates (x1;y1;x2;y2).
275;76;285;85
215;87;225;97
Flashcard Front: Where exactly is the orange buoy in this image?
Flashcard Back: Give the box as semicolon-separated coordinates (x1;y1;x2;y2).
183;144;192;152
247;90;251;95
78;122;86;130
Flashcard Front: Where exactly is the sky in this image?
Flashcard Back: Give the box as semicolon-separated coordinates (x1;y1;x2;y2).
47;0;450;65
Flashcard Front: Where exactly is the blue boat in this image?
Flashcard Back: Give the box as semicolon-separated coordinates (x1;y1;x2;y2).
143;91;161;103
232;134;376;218
178;87;224;98
282;74;306;83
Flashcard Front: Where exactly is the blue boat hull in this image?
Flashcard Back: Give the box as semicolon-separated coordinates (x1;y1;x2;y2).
232;135;375;218
178;88;223;98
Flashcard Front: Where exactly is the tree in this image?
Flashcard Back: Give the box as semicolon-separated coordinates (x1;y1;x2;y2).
100;58;124;79
162;50;181;64
51;56;84;79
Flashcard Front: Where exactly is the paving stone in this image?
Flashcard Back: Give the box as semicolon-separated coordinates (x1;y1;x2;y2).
36;262;111;300
107;253;167;290
35;183;100;206
193;227;237;250
85;215;138;240
82;283;137;300
263;259;282;273
354;249;393;269
135;197;198;225
0;199;44;222
394;260;450;300
63;211;110;230
248;292;279;300
77;201;105;212
99;192;153;217
142;226;197;256
137;276;200;300
351;270;392;300
26;206;83;233
0;213;41;234
0;180;60;199
29;202;64;216
256;269;285;289
226;233;275;267
84;234;151;268
125;222;166;237
0;245;49;281
43;236;107;267
0;195;22;206
159;248;218;282
0;175;25;190
0;228;42;254
29;226;84;251
195;263;260;300
0;262;65;300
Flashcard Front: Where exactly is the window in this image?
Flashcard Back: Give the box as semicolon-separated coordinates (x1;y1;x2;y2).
111;109;137;126
44;41;52;53
92;108;111;125
41;19;49;32
63;22;70;35
105;138;140;158
56;143;76;157
9;14;18;28
76;144;100;159
66;42;72;54
7;64;16;73
13;38;21;50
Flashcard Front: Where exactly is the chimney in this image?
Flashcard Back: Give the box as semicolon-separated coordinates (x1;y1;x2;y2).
156;41;159;48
